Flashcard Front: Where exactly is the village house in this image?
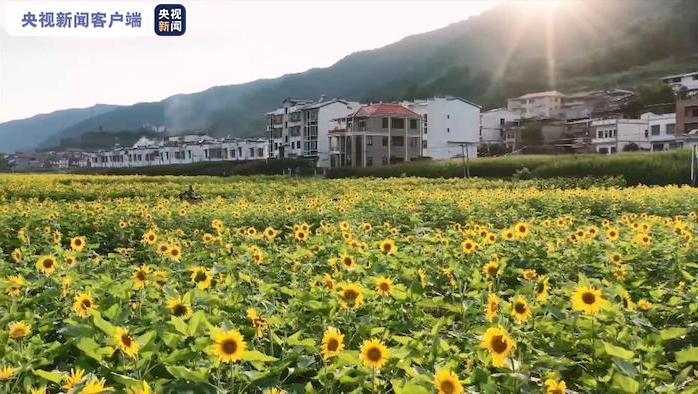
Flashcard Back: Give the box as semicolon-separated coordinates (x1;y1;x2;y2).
480;108;521;145
507;91;565;119
660;71;698;94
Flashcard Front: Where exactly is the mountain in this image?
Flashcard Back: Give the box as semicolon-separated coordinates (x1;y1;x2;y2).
3;0;698;152
0;104;119;153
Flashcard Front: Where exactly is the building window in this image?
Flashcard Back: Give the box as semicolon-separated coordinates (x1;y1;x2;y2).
382;117;389;128
446;114;450;119
599;147;608;154
422;140;427;148
499;118;505;125
257;148;264;157
358;119;367;131
410;137;418;147
249;148;255;157
666;123;675;134
410;119;417;129
382;157;388;165
447;127;450;133
392;136;404;147
651;125;660;135
230;149;236;158
367;136;373;146
391;118;405;129
366;157;373;166
382;136;388;146
691;108;698;117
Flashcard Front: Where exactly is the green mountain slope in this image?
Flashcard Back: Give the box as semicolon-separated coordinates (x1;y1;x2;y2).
3;0;697;152
0;104;119;153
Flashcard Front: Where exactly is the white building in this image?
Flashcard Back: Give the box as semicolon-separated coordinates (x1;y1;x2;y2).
403;97;480;160
507;91;565;119
590;118;647;154
660;71;698;93
480;108;521;144
267;97;360;167
641;112;680;151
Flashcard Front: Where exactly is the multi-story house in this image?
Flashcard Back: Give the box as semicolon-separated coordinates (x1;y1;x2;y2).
402;97;480;160
507;91;565;119
660;71;698;94
641;112;680;151
480;108;521;145
590;118;647;154
266;97;359;166
328;103;422;168
676;97;698;135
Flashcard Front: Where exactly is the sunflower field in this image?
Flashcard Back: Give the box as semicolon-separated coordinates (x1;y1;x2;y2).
0;174;697;394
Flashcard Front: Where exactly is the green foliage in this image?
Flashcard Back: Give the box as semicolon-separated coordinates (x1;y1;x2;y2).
76;159;316;177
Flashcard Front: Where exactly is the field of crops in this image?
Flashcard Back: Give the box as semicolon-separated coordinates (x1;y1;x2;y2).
0;174;697;394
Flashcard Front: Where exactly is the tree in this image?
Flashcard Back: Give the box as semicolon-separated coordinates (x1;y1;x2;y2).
623;143;639;152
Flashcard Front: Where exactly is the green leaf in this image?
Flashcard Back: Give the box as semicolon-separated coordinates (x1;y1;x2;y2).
92;312;117;336
103;304;120;320
138;330;157;349
33;369;63;384
611;372;639;393
613;358;638;377
392;379;430;394
170;316;190;336
241;350;278;362
76;337;105;362
660;327;687;341
603;341;634;360
165;365;209;383
676;347;698;364
188;311;206;336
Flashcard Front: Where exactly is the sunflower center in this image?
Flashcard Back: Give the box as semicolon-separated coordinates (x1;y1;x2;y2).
43;259;54;268
344;289;358;301
383;243;392;252
490;335;508;353
367;347;382;361
515;302;527;314
327;338;339;351
121;334;132;347
194;272;207;282
172;304;187;316
487;266;497;276
171;249;179;256
13;328;26;337
582;292;596;305
74;239;82;246
379;283;389;292
136;271;146;281
440;380;455;394
221;339;237;354
82;299;92;308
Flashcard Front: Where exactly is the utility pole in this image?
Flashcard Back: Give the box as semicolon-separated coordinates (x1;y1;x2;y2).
449;140;472;179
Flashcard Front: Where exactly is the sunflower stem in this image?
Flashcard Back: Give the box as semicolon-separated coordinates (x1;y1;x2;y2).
372;367;376;393
591;316;596;369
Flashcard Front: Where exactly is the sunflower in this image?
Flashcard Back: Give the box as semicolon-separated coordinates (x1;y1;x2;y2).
125;381;152;394
482;261;499;279
263;388;286;394
63;368;86;391
375;276;394;296
337;282;364;309
80;377;111;394
64;255;77;266
613;265;627;280
536;276;550;302
30;386;47;394
190;266;212;290
153;270;169;287
635;233;651;246
294;230;308;241
434;370;463;394
511;296;532;323
167;297;193;320
321;326;345;360
361;222;372;232
114;327;139;358
417;269;426;287
132;265;152;290
485;293;499;322
571;285;604;316
544;378;566;394
339;254;356;270
359;338;390;369
522;269;537;280
0;366;17;381
168;244;182;261
8;321;31;340
621;291;635;311
638;299;653;311
70;236;87;252
246;308;267;338
6;275;24;297
73;292;97;317
142;229;157;245
10;248;22;263
514;222;529;238
36;255;58;274
481;325;516;367
263;226;277;240
379;239;396;255
606;227;619;241
322;273;335;290
210;328;246;363
460;239;478;254
608;252;623;265
156;242;171;255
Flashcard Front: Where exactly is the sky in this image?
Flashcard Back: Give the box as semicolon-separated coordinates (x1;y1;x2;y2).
0;0;497;123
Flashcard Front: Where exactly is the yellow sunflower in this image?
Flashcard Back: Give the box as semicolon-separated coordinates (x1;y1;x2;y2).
522;269;537;280
634;233;651;246
460;239;478;254
167;297;193;320
156;242;171;255
63;368;86;390
190;266;212;290
8;321;31;340
114;327;139;358
511;296;532;323
64;255;77;267
536;276;550;302
608;252;623;265
10;248;22;263
606;227;619;241
73;292;97;317
36;255;58;274
322;273;335;290
125;381;152;394
434;369;463;394
638;299;653;311
132;265;152;290
70;236;87;252
6;275;24;297
481;325;516;367
359;338;390;369
482;261;499;279
544;378;566;394
210;328;246;363
337;282;364;310
321;326;345;360
375;276;394;296
379;239;396;255
263;226;277;240
485;293;499;322
621;291;635;311
168;244;182;261
142;229;157;245
30;386;47;394
0;366;17;381
571;285;604;316
80;377;111;394
514;222;529;238
339;254;356;270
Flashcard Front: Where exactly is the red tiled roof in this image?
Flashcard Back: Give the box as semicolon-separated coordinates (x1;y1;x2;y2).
350;103;420;118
